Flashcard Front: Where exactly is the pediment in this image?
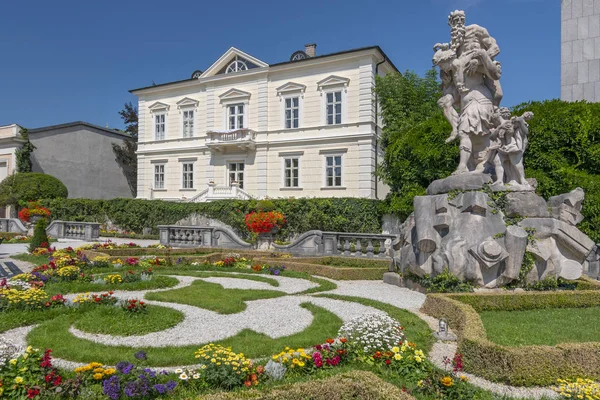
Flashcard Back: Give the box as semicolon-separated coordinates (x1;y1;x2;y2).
276;82;307;96
201;47;268;78
176;97;199;108
317;75;350;90
148;101;170;112
219;88;251;102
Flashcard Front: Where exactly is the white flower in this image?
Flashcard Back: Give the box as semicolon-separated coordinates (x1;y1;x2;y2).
179;373;188;380
175;368;183;374
193;374;200;379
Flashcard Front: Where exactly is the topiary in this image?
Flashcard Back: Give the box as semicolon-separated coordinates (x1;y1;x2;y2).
28;218;49;253
0;173;68;207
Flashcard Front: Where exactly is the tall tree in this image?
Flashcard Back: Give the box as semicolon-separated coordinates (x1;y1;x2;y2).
375;69;456;220
15;128;36;173
113;102;138;196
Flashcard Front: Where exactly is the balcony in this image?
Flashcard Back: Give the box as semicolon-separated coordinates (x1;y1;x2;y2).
188;182;253;203
205;129;256;152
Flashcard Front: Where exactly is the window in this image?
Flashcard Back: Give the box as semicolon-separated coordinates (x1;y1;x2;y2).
228;104;244;130
182;163;193;189
325;155;342;187
182;110;194;137
154;164;165;189
284;158;299;187
285;97;299;129
228;162;244;189
226;60;248;73
326;92;342;125
155;114;166;140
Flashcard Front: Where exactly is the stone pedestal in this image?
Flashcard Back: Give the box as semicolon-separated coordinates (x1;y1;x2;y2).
257;232;275;251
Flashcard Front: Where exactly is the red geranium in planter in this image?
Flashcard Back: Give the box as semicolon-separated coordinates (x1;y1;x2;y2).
18;201;51;222
245;211;286;234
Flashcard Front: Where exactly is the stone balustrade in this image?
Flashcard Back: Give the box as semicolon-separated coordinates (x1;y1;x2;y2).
46;220;100;241
158;225;252;249
275;231;397;258
0;218;27;234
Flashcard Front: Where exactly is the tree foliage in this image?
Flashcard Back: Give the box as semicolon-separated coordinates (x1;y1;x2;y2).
15;128;36;173
375;69;457;219
113;102;138;197
0;173;68;207
376;69;600;242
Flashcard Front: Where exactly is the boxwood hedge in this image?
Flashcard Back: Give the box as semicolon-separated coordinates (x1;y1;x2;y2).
40;197;387;238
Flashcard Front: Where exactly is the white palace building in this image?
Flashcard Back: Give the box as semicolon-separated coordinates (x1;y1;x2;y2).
131;44;397;202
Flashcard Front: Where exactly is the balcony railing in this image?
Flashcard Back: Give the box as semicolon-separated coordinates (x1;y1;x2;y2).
205;129;256;151
188;182;253;203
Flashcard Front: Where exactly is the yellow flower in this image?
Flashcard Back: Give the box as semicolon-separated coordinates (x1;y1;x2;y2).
104;368;116;375
9;359;17;365
93;368;105;374
460;375;469;382
415;356;422;363
14;376;24;384
93;373;104;380
394;353;402;361
26;346;33;354
441;376;454;387
201;365;207;369
392;346;400;353
417;380;424;387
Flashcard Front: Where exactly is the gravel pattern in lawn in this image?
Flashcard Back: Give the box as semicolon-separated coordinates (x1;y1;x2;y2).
319;280;426;311
67;294;381;347
199;275;318;293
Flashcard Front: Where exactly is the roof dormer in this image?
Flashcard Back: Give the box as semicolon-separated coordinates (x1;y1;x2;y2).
200;47;268;78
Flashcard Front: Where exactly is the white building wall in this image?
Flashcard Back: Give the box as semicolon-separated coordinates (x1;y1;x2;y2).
135;49;393;201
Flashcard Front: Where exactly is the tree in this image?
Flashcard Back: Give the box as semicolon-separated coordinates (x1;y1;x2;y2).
113;102;138;197
15;128;36;172
375;69;456;219
0;173;68;208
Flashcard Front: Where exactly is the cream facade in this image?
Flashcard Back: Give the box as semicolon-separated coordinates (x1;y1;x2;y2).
131;45;396;202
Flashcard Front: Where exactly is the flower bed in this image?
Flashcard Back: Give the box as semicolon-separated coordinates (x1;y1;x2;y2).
257;258;387;280
17;201;51;223
421;292;600;386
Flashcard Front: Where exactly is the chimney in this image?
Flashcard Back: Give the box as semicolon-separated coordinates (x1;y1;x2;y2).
305;43;317;57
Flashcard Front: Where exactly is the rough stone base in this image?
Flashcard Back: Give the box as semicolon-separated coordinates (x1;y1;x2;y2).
382;272;402;286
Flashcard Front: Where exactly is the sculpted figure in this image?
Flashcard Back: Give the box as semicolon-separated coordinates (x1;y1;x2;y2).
434;10;503;175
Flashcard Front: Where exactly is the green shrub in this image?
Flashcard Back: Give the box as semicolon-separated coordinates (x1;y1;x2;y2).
406;269;474;293
421;292;600;386
40;197;386;237
258;258;387;280
0;173;68;207
256;199;276;212
28;218;49;252
199;371;415;400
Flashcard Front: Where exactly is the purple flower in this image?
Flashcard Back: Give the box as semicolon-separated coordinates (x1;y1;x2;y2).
143;368;156;378
117;362;134;375
102;376;121;400
159;370;168;376
124;381;138;397
165;380;178;391
134;350;147;360
154;384;167;394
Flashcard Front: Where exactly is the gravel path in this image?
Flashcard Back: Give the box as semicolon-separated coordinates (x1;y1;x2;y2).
200;275;318;294
319;279;426;311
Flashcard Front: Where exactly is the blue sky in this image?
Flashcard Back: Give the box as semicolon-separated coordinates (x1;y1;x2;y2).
0;0;555;130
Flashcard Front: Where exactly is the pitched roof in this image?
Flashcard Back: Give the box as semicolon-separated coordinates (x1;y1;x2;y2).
27;121;131;138
129;45;398;94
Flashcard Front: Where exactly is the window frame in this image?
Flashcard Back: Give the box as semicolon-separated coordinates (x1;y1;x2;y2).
181;161;194;190
283;96;301;129
153;163;166;190
226;160;245;189
182;109;195;138
325;90;343;126
154;112;166;141
283;157;300;188
323;154;344;188
227;103;245;130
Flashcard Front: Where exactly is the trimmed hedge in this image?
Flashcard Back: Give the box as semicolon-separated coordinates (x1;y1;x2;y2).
0;173;67;206
258;258;388;280
199;371;415;400
40;198;386;238
421;292;600;386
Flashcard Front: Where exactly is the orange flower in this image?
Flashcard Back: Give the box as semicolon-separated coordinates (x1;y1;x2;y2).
256;365;264;374
339;338;348;343
244;381;252;387
326;338;335;344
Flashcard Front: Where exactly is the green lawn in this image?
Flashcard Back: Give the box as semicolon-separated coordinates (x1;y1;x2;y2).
27;303;341;366
480;307;600;346
12;253;50;266
145;280;286;314
73;305;184;336
44;275;179;296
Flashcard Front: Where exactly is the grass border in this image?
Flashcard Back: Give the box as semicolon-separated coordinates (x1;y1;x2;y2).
421;291;600;386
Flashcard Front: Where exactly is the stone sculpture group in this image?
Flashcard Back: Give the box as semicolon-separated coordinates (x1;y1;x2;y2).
392;11;597;288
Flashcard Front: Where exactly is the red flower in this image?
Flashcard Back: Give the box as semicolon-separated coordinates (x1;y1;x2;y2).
53;376;62;386
27;388;40;398
339;337;348;343
385;359;391;365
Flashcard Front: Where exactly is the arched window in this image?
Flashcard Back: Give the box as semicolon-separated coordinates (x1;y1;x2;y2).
225;60;248;74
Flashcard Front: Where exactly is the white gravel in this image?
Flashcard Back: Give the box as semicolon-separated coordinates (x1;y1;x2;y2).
318;279;426;311
199;274;318;294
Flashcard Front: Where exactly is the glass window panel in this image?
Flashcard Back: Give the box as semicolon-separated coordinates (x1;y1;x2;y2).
238;163;244;171
335;92;341;102
327;92;333;103
293;97;299;107
237;105;244;114
237;116;243;128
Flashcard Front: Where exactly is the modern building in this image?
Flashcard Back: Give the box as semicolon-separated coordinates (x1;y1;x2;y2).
130;44;397;202
561;0;600;101
0;121;134;216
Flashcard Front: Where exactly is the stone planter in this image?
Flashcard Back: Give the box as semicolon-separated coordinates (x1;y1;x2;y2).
256;227;279;250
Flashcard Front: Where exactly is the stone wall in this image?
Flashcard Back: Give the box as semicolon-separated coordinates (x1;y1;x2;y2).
561;0;600;101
